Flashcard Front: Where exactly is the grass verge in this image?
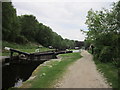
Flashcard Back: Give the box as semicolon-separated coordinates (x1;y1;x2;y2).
19;52;81;88
88;50;118;88
93;57;118;88
2;41;53;56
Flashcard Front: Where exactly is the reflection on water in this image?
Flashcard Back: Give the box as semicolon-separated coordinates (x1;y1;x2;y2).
2;61;44;89
72;49;84;53
14;79;23;87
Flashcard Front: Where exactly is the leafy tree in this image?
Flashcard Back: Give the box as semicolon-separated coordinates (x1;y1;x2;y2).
2;2;20;42
85;1;120;65
18;15;39;41
35;24;54;47
2;1;76;50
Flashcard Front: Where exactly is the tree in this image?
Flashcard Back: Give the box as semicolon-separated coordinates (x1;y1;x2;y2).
85;1;119;65
2;1;76;50
35;24;54;47
2;2;20;42
18;15;39;41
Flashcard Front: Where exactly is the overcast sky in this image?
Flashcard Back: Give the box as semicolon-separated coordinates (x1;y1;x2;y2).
11;0;118;41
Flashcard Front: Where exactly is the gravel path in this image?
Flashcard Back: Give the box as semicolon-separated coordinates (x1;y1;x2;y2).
55;50;111;88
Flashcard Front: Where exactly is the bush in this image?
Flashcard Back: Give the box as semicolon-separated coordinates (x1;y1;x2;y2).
15;35;28;44
98;46;113;62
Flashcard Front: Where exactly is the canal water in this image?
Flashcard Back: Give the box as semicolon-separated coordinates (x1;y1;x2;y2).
2;60;45;89
73;49;82;53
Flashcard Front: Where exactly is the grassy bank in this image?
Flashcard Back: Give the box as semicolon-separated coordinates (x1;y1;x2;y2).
88;50;118;88
19;52;81;88
2;41;52;56
93;56;118;88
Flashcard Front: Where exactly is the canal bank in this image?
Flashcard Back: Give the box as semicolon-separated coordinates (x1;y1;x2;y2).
2;48;73;89
2;60;45;89
17;52;81;88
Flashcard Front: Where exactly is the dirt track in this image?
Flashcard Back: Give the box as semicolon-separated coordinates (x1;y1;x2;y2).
55;50;111;88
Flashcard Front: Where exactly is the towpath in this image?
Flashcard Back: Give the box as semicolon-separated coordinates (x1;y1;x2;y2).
55;50;111;88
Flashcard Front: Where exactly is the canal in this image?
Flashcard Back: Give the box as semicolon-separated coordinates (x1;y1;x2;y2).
2;50;72;89
2;60;45;89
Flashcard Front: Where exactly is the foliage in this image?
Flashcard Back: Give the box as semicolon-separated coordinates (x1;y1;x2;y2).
85;2;120;88
85;1;120;66
2;41;53;56
18;15;39;41
98;46;113;62
2;2;76;50
15;35;28;44
2;2;20;42
93;57;118;88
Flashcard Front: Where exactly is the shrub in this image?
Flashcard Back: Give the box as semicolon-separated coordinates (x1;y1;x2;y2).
15;35;28;44
98;46;113;62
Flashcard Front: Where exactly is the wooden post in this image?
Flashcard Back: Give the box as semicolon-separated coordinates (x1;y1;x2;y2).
10;51;13;60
